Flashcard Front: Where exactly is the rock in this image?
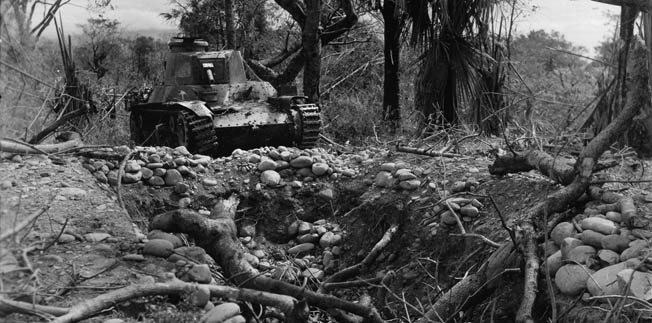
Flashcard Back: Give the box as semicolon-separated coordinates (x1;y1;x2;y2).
322;251;334;267
297;233;320;244
147;230;183;248
141;168;153;180
290;156;313;168
122;254;145;262
164;169;183;186
375;171;395;188
555;264;593;296
288;243;314;256
551;222;577;246
399;179;421;190
312;163;329;176
222;315;246;323
319;232;336;248
545;250;562;276
84;232;111;242
605;211;622;222
297;221;312;235
543;240;560;256
258;159;277;171
597;249;619;265
174;146;191;156
601;234;630;253
617;269;652;301
579;230;606;248
174;183;190;194
260;170;281;186
143;239;174;258
450;181;467;193
440;210;458;226
288;221;300;237
122;171;142;184
59;187;87;199
318;188;334;200
586;259;642;296
187;284;211;307
147;162;164;169
566;245;596;265
179;264;212;284
296;167;314;177
248;154;262;163
57;234;75;244
620;243;646;261
560;237;583;260
93;171;108;183
146;176;165;186
202;178;218;187
460;205;479;218
580;217;618;235
125;160;141;172
174;157;187;166
103;319;125;323
200;302;240;323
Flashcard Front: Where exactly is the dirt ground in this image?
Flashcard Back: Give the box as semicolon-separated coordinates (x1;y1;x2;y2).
2;140;652;322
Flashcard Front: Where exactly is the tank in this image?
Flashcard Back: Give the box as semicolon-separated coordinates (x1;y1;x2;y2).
127;37;321;155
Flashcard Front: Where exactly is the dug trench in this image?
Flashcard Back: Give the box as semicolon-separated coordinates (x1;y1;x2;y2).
94;144;525;322
4;142;652;322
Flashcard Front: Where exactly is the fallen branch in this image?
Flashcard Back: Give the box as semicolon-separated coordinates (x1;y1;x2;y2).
320;224;399;292
116;150;135;212
29;108;87;144
49;281;306;323
0;295;68;318
0;138;82;155
396;144;463;158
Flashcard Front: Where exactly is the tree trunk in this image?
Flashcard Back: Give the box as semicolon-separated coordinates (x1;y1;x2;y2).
415;44;458;129
224;0;236;49
381;0;401;131
302;0;321;103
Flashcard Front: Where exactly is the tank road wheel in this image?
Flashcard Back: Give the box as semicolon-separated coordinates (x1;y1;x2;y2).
292;104;321;149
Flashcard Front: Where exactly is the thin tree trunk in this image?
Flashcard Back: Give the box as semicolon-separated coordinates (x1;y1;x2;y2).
224;0;236;49
302;0;321;103
382;0;401;131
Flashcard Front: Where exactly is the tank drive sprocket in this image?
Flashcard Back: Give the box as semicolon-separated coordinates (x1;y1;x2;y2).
130;108;218;154
294;104;321;149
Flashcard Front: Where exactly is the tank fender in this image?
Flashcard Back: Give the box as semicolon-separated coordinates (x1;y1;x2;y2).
172;100;213;119
268;96;309;109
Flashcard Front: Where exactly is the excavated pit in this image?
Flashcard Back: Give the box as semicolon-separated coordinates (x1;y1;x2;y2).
112;144;531;320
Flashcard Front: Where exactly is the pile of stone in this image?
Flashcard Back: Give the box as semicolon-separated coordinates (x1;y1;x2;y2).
420;197;484;234
81;146;212;187
130;229;214;285
546;211;652;300
236;218;344;283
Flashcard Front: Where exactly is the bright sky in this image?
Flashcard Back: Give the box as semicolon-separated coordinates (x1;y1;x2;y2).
42;0;620;57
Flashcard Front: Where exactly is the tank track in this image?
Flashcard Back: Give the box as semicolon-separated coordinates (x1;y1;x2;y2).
295;104;321;149
180;110;219;154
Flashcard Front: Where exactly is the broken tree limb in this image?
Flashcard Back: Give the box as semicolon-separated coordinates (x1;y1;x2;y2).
319;224;399;292
50;281;305;323
416;243;519;322
396;144;463;158
489;149;576;185
150;200;385;323
0;295;69;318
0;138;82;155
28;108;87;144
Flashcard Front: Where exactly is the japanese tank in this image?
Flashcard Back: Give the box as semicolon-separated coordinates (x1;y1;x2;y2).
127;37;321;155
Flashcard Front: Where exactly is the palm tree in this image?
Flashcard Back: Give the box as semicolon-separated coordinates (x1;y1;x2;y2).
405;0;500;131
